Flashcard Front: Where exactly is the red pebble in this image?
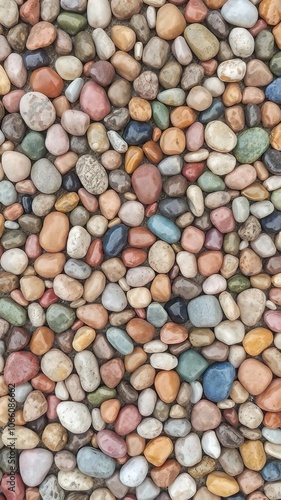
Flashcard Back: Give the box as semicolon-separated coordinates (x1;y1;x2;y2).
86;239;103;266
1;474;25;500
46;395;60;419
31;373;55;393
39;289;59;308
223;408;239;426
182;162;205;181
121;248;147;268
145;202;158;217
4;351;39;386
25;235;42;260
200;59;218;76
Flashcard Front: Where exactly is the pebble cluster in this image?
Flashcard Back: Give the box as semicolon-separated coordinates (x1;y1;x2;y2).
0;0;281;499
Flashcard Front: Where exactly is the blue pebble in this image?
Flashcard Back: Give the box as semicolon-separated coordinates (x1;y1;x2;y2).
103;224;128;257
261;210;281;233
77;447;116;478
202;362;236;402
147;214;181;243
198;98;225;123
261;460;281;481
106;327;134;355
22;49;49;70
265;78;281;104
123;120;153;145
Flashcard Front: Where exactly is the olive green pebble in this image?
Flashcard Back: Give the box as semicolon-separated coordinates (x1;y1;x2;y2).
228;275;251;293
270;52;281;77
87;387;117;406
57;12;88;36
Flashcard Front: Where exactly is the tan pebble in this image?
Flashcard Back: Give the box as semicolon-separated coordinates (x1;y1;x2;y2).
83;271;106;302
42;423;68;451
111;25;136;52
130;364;155;390
99;189;121;220
20;276;45;301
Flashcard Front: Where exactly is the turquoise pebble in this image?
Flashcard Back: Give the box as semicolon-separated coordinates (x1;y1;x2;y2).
176;349;208;383
77;447;116;478
20;131;46;160
197;171;225;192
233;128;269;163
106;327;134;355
147;302;168;327
147;214;181;244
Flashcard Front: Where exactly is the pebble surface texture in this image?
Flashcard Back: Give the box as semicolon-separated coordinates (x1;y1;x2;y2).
0;0;281;499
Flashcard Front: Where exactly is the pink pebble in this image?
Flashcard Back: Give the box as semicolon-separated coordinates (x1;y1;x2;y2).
97;430;127;458
2;90;25;113
210;207;236;234
264;311;281;332
25;235;42;259
46;395;60;419
186;122;204;151
114;405;142;435
249;19;267;36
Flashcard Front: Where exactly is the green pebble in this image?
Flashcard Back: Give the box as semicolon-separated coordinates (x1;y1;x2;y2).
0;298;26;326
152;101;170;130
197;171;225;192
20;131;46;161
176;349;208;383
255;30;275;60
270;52;281;77
46;304;75;334
87;386;116;406
228;275;251;293
57;12;87;36
271;189;281;210
106;327;134;355
233;128;269;164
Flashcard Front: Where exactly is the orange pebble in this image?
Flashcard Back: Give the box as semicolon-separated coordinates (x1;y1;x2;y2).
154;370;180;403
100;399;121;424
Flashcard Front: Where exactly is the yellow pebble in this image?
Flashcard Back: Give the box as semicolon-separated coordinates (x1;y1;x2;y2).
87;123;110;153
125;146;144;174
250;273;271;289
206;471;239;497
72;326;96;352
239;440;266;471
270;123;281;151
272;273;281;287
55;192;79;213
0;66;11;95
243;327;273;356
0;214;4;238
144;436;173;466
